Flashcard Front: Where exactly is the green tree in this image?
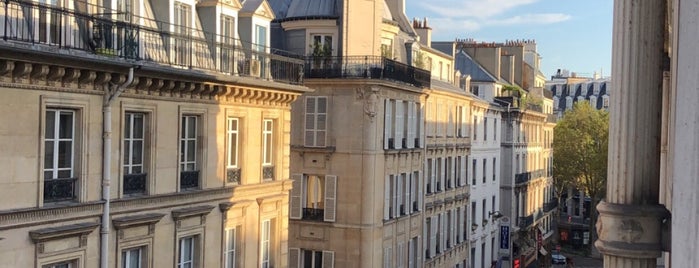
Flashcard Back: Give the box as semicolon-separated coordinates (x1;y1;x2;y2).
552;102;609;251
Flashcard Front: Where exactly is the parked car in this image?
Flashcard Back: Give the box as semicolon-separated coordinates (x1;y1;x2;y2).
552;253;567;264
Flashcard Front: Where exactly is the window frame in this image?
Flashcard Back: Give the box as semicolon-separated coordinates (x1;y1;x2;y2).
44;108;75;180
122;246;145;268
304;96;328;148
177;235;198;268
226;117;240;169
262;119;274;166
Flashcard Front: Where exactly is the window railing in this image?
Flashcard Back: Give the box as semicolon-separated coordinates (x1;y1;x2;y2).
304;56;431;88
226;168;241;184
515;172;531;184
262;166;274;181
123;173;147;195
518;215;534;229
302;208;324;221
544;198;559;212
0;0;304;84
179;170;199;190
44;177;77;202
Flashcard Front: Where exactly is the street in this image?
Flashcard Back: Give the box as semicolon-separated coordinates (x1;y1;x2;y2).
551;254;602;268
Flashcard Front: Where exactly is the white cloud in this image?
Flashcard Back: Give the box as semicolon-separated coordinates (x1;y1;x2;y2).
419;0;539;19
488;13;572;26
429;18;482;32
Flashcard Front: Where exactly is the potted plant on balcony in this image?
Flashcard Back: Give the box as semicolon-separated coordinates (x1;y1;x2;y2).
309;41;334;77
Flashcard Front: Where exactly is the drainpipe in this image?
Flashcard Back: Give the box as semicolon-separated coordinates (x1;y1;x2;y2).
101;67;134;268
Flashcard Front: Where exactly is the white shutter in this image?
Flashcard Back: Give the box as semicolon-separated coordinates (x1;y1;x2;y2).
429;216;437;257
396;174;403;216
384;99;392;149
322;251;335;268
395;100;404;149
404;174;411;214
419;103;425;147
289;248;300;268
431;159;437;193
397;242;404;267
290;174;303;219
305;97;316;147
417;236;422;266
316;97;328;147
460;156;467;186
407;102;415;148
451;209;457;247
383;247;392;268
324;175;337;222
417;171;423;211
440;213;446;251
440;158;446;191
384;175;391;220
449;157;455;188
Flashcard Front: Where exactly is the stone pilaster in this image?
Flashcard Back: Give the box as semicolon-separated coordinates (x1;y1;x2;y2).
596;0;670;267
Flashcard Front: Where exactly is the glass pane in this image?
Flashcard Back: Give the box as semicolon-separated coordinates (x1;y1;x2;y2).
229;134;237;166
226;252;235;268
186;140;196;162
187;117;197;138
187;163;195;170
306;97;315;113
226;229;235;250
181;117;186;139
132;141;143;165
57;140;72;168
57;169;71;178
305;114;315;130
265;135;272;162
128;249;140;268
132;165;142;174
124;141;132;165
317;115;326;129
44;170;53;180
317;98;327;113
229;119;237;131
133;114;144;139
124;114;132;139
180;140;186;163
58;112;73;138
314;251;323;268
44;141;54;169
45;111;55;139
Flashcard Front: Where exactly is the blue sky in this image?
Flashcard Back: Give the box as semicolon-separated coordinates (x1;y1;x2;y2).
405;0;613;79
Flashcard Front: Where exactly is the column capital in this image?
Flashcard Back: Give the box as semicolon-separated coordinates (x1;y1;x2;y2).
595;201;670;258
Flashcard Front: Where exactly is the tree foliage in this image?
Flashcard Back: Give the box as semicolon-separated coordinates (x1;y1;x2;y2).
552;102;609;250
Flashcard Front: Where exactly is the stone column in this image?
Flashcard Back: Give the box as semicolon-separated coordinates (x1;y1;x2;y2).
596;0;670;267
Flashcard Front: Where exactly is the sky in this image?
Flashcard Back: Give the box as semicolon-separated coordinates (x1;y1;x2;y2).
405;0;613;79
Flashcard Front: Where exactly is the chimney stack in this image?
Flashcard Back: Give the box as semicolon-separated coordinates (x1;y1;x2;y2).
414;17;432;47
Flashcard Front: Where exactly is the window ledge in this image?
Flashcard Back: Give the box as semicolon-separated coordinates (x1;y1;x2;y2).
291;145;336;154
29;222;100;243
171;205;215;221
112;213;165;229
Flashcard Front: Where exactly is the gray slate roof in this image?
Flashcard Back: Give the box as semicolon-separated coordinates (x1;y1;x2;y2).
454;50;498;83
268;0;337;20
551;81;609;110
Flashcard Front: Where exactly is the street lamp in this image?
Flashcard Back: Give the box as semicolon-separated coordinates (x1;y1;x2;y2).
490;211;504;219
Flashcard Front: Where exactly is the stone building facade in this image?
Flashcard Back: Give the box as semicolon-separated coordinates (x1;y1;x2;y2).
0;0;308;267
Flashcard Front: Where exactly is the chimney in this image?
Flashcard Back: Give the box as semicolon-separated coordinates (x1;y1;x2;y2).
414;17;432;47
501;54;515;84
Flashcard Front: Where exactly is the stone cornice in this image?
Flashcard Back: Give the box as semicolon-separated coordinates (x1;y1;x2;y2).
171;205;215;221
0;59;301;107
112;213;165;230
29;222;99;243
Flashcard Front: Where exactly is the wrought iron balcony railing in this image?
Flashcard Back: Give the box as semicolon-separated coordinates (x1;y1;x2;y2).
544;198;559;212
0;0;303;84
123;173;147;195
515;172;531;184
226;168;241;184
262;166;274;181
44;177;76;202
518;214;534;229
179;170;199;190
302;208;324;221
304;56;431;88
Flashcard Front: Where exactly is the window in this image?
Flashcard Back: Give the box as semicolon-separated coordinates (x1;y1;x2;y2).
436;158;443;191
122;247;144;268
381;38;393;58
44;109;77;202
473;115;478;141
482;159;487;184
411;171;420;212
261;219;275;268
482;199;487;227
255;25;267;52
305;96;328;147
123;112;146;195
383;246;392;268
492;196;496;214
408;236;419;268
494;118;497;141
493;158;497;182
43;260;77;268
37;0;62;45
484;118;488;141
471;202;476;230
226;117;240;184
262;119;274;180
178;235;197;268
173;2;191;65
298;249;334;268
472;159;477;186
426;159;433;194
291;174;337;222
470;85;479;96
311;34;333;56
220;15;236;72
180;115;199;190
225;227;241;268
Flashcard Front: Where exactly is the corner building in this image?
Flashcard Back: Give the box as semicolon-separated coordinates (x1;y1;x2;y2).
0;0;308;267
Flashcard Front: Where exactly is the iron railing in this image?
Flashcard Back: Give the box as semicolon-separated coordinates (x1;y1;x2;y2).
44;177;76;202
304;56;431;88
302;208;324;221
262;166;274;181
544;198;558;212
0;0;304;84
226;168;241;184
123;173;146;195
518;214;534;229
180;170;199;190
515;172;531;184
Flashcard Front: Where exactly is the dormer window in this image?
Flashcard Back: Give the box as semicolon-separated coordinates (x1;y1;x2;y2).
593;83;601;95
577;96;585;103
553;96;559;108
173;2;191;34
590;96;597;108
381;38;393;58
581;84;588;96
565;96;573;109
603;95;610;109
310;34;333;56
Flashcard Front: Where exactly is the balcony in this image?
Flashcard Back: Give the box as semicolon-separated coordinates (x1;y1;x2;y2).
547;113;558;123
179;170;199;190
544;198;559;212
515;172;531;184
304;56;431;88
302;208;325;221
226;168;241;184
123;173;147;195
518;214;534;229
0;0;303;85
44;178;76;202
262;166;274;181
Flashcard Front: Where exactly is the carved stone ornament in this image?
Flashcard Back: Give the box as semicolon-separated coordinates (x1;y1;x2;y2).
355;87;380;121
595;201;671;258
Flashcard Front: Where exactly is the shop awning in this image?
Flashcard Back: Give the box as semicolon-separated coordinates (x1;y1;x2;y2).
539;247;548;256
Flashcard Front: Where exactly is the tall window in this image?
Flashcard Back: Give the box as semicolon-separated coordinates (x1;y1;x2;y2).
471;202;476;229
220;15;236;72
122;247;143;268
38;0;61;45
494;118;497;141
305;96;328;147
492;157;497;181
311;34;333;56
291;174;337;222
304;175;324;218
43;260;77;268
178;236;197;268
225;227;241;268
484;118;488;141
473;115;478;141
123;112;146;195
261;219;275;268
173;2;191;66
262;119;274;180
472;159;477;186
44;109;76;202
255;25;267;51
226;117;240;184
180;115;199;189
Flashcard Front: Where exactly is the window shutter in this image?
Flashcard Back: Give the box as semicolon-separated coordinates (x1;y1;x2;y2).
417;235;422;265
305;97;316;147
324;175;337;222
289;248;300;268
431;160;437;193
316;97;327;147
290;174;303;219
417;171;423;211
404;174;411;214
419;103;425;147
396;174;402;217
397;242;405;267
460;156;467;186
322;251;335;268
395;100;404;149
451;209;457;246
447;105;454;136
440;213;447;250
384;175;390;220
384;99;392;150
456;208;462;243
440;158;446;191
407;102;415;148
429;216;437;257
449;157;455;188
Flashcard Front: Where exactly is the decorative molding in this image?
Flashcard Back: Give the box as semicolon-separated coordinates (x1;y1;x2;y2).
595;201;671;258
0;59;15;82
171;205;215;221
112;213;165;230
29;222;99;243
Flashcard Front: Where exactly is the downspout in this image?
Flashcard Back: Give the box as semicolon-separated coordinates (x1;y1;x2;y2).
101;67;135;268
